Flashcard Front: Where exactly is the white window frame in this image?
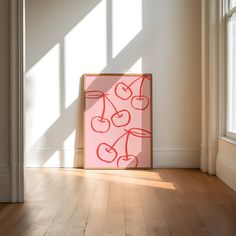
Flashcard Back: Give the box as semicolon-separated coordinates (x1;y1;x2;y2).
226;1;236;140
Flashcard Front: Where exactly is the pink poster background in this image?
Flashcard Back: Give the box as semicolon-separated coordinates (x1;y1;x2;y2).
84;74;152;169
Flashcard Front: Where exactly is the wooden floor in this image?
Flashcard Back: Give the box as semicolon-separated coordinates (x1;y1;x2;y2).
0;169;236;236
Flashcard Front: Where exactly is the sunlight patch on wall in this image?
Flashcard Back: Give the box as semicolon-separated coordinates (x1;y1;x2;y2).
25;44;60;149
43;153;60;167
112;0;142;58
126;57;143;73
42;151;75;167
64;0;107;109
63;130;76;150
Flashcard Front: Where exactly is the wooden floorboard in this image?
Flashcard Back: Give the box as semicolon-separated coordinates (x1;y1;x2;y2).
0;168;236;236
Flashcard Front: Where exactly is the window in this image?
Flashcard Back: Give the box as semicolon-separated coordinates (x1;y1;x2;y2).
227;0;236;139
230;0;236;8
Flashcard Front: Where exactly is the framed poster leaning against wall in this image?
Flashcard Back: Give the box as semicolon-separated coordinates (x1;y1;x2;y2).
83;74;152;169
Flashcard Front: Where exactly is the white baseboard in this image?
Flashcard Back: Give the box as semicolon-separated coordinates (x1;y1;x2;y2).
26;148;200;168
0;165;10;202
200;145;208;172
216;154;236;192
26;148;84;168
153;149;200;168
0;165;9;176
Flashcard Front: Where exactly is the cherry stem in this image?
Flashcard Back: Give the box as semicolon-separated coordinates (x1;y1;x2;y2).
100;95;106;120
125;132;130;160
108;131;128;151
139;77;145;99
126;76;143;90
105;96;119;114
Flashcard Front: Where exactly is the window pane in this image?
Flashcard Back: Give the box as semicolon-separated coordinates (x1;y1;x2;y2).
230;0;236;9
228;13;236;134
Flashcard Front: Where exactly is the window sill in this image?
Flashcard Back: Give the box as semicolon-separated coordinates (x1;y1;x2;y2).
219;136;236;145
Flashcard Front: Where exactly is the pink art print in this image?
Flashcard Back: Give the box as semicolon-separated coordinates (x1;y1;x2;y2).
84;74;152;169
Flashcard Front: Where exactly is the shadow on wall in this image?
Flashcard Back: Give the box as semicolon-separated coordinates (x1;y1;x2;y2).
25;0;201;167
26;0;146;167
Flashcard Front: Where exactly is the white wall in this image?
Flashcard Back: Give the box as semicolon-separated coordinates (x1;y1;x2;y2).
25;0;201;168
217;138;236;191
0;0;11;201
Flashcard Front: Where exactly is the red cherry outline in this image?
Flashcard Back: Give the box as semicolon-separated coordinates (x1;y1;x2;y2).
91;116;110;133
114;82;133;100
117;155;138;168
97;143;118;163
111;109;131;128
105;96;131;128
131;95;150;110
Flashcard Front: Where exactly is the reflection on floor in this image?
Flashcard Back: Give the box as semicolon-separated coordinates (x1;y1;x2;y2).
0;168;236;236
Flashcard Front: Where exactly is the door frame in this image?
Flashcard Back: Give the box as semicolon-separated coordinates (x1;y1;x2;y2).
10;0;25;202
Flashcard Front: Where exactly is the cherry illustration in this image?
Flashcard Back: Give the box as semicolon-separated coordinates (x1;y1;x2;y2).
111;109;131;127
131;95;149;110
117;155;138;168
115;82;133;100
96;131;127;163
105;96;131;128
97;143;118;163
86;90;131;132
96;128;151;167
131;76;150;110
116;128;151;168
114;75;151;110
91;116;110;133
86;91;111;133
116;130;138;168
96;131;127;164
